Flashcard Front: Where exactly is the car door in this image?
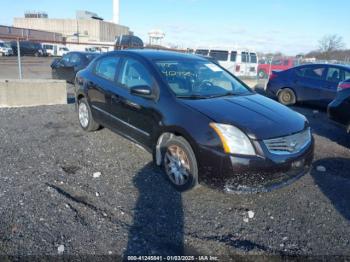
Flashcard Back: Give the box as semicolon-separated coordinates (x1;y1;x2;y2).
293;65;327;104
87;55;121;128
112;57;159;146
52;53;72;80
55;53;81;83
324;66;344;103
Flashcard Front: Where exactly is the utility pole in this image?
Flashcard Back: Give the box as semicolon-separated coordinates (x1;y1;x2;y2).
16;38;23;80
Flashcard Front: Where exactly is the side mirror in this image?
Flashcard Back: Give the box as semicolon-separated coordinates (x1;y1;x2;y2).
130;85;153;98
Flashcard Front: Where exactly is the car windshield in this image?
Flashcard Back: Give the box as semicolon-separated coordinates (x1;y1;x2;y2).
85;53;99;62
155;60;251;98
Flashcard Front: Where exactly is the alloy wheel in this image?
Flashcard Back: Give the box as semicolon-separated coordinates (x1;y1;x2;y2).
164;145;191;186
78;102;89;128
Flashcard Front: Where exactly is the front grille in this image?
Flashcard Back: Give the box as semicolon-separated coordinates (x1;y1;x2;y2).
264;128;311;155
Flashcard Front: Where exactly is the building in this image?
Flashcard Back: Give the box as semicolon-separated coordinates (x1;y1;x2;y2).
0;25;63;42
13;11;131;43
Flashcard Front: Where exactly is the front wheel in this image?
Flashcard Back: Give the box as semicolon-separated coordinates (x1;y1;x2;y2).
77;98;100;132
163;136;198;192
278;88;296;105
258;70;267;79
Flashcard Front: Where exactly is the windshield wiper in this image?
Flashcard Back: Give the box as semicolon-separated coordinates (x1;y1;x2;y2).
176;94;209;99
207;92;235;98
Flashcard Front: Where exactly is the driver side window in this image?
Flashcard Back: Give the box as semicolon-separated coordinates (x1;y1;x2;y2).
120;58;152;89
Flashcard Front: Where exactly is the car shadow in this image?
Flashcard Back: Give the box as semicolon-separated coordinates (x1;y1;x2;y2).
310;158;350;222
124;163;184;256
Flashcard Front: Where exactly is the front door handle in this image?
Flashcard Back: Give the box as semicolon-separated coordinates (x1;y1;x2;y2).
111;94;121;103
124;100;141;109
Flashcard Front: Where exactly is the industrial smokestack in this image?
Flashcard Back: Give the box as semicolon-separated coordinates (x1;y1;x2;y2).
113;0;120;24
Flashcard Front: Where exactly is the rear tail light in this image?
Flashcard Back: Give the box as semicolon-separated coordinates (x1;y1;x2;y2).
337;82;350;91
269;73;278;81
236;65;240;72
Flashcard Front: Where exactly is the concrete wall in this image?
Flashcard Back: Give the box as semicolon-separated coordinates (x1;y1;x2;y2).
13;18;130;42
0;79;67;107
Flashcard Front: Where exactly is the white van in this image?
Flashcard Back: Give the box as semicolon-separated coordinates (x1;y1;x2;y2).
195;48;258;77
0;40;13;56
42;43;70;57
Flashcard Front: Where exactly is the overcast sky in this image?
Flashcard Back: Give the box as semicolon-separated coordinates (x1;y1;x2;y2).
1;0;349;55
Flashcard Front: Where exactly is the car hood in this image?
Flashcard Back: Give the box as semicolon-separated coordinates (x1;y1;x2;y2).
181;93;307;140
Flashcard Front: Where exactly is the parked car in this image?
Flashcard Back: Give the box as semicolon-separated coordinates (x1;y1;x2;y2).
328;78;350;132
195;49;258;77
51;52;99;83
266;64;350;106
0;41;13;56
10;41;46;56
74;50;314;192
115;35;144;50
258;57;299;79
42;43;70;57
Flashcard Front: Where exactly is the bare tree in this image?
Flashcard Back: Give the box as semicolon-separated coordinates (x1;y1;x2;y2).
318;34;345;52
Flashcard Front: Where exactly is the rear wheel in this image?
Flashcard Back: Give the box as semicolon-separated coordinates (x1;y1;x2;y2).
163;136;198;192
78;98;100;132
278;88;296;105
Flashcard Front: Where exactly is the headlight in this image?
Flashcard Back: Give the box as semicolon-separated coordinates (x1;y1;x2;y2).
210;123;255;155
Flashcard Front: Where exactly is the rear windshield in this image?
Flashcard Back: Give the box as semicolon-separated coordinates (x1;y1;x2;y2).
250;53;257;63
195;49;209;56
209;50;229;61
85;54;99;62
230;51;237;62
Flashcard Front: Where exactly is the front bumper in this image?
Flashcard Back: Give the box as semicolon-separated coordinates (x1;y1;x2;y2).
200;137;314;193
1;49;13;56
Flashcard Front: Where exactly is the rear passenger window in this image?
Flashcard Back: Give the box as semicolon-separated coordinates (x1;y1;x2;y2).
209;50;229;61
345;70;350;81
120;58;152;89
297;67;326;80
95;57;120;81
326;67;341;82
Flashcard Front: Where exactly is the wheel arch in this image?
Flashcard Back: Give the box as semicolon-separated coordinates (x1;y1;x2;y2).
153;127;199;167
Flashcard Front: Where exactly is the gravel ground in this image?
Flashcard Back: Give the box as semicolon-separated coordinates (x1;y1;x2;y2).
0;104;350;260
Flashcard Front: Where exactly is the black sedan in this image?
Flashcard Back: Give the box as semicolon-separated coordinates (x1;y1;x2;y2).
75;50;314;192
51;52;99;83
328;78;350;132
266;64;350;106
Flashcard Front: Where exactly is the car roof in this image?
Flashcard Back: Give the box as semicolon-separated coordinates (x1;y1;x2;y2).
294;63;350;70
108;49;206;61
69;51;99;56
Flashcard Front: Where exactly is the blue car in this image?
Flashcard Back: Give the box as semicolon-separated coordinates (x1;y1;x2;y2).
266;64;350;106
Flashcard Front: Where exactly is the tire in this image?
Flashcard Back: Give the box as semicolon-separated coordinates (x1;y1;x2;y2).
162;136;198;192
258;70;267;79
34;52;39;57
77;98;100;132
278;88;296;106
